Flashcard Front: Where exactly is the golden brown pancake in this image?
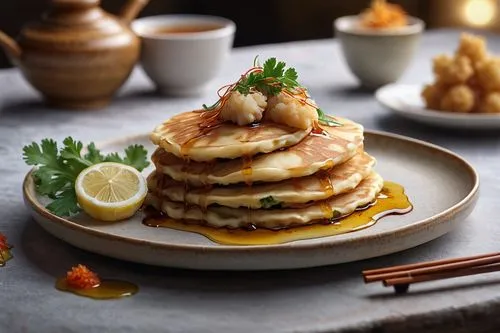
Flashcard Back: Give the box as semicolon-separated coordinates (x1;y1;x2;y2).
145;171;384;229
152;117;364;186
148;152;375;209
150;111;312;162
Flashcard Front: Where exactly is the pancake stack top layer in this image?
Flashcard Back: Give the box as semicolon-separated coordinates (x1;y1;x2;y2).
145;58;383;229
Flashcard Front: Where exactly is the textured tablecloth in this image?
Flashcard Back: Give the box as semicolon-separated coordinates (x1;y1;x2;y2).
2;29;500;333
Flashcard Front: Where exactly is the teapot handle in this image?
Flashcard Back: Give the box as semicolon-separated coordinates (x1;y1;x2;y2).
119;0;149;25
0;31;21;61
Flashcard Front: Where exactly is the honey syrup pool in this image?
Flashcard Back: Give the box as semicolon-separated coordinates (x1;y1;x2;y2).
0;248;12;267
55;278;138;300
143;181;412;246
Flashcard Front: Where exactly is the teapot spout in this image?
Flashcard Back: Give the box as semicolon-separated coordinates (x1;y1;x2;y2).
0;31;21;61
119;0;149;25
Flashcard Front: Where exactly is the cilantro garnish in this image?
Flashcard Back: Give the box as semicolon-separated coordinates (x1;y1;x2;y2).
234;57;300;97
23;138;149;217
317;108;342;127
202;56;342;127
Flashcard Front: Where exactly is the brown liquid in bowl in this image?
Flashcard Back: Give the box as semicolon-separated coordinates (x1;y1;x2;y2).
144;24;223;36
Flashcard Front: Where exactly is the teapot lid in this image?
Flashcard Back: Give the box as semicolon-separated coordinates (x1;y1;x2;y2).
51;0;100;4
19;0;134;48
50;0;100;8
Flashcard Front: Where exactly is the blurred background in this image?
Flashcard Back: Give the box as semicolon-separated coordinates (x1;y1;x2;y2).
0;0;498;68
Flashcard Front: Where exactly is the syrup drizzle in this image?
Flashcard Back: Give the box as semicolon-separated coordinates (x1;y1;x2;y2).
317;171;335;218
177;121;221;157
143;181;412;246
198;184;213;211
317;171;334;197
55;278;138;300
241;155;253;185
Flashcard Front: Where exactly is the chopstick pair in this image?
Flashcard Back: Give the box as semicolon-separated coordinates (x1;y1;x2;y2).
362;252;500;293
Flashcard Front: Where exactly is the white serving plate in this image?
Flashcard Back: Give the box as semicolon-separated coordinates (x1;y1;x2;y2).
376;83;500;129
23;131;479;270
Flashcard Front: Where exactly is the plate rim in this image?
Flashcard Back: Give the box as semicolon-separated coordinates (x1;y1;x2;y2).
376;83;500;121
23;130;479;253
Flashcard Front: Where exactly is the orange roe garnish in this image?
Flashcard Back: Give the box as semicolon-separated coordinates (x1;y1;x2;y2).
66;264;101;289
360;0;408;29
0;233;9;251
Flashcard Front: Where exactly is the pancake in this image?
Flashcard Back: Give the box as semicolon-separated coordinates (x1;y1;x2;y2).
150;111;311;162
148;152;376;209
152;117;364;186
145;171;384;229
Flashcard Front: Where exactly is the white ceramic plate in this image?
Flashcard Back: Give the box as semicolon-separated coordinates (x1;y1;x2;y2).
376;83;500;129
23;131;479;270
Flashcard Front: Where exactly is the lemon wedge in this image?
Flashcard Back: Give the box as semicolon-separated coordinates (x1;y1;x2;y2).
75;162;147;221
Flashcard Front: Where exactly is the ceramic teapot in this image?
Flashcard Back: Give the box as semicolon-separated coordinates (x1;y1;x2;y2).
0;0;149;109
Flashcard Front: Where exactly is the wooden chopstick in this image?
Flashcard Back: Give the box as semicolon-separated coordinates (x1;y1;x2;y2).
363;252;500;277
362;252;500;293
383;262;500;286
364;254;500;283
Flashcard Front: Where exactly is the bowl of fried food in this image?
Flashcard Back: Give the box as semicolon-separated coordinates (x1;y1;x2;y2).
376;33;500;129
422;33;500;114
334;0;424;89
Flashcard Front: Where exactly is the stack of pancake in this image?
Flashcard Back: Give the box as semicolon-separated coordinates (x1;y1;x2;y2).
145;111;383;229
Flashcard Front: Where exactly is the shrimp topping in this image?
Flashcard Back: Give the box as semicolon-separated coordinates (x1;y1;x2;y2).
220;91;267;126
265;93;318;130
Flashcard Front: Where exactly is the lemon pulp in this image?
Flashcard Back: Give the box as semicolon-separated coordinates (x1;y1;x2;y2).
75;162;147;221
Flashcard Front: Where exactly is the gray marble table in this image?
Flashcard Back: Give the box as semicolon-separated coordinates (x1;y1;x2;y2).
2;30;500;333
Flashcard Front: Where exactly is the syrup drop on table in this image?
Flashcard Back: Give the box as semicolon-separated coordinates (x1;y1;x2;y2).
55;278;138;300
143;181;412;246
0;249;13;267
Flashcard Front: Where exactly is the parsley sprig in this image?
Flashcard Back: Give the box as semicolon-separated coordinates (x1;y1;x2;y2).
234;58;300;96
202;56;341;127
23;138;149;217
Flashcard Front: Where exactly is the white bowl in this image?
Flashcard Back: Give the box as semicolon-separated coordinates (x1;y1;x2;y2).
334;15;424;89
133;15;236;96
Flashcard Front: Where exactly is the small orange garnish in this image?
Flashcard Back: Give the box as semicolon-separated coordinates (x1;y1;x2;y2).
0;233;9;251
66;264;101;289
360;0;408;29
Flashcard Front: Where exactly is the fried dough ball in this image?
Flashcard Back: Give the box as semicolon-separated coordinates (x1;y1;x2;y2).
476;58;500;92
220;91;267;126
440;85;475;113
432;55;473;84
265;93;318;130
479;92;500;113
456;33;487;65
421;82;447;110
422;34;500;114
